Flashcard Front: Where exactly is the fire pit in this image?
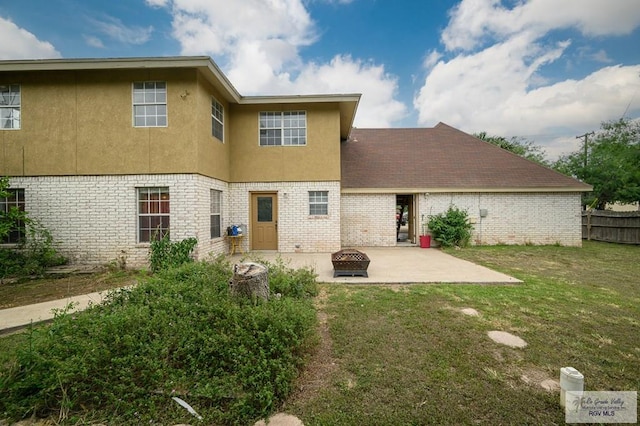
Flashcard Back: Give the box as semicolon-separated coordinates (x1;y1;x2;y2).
331;249;370;277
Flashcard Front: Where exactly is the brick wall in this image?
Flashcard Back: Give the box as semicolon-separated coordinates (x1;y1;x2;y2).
229;181;341;253
341;192;583;247
420;192;583;246
8;174;229;267
341;194;397;246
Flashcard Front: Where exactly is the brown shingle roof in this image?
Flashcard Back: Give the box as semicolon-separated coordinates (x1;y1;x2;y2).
341;123;592;191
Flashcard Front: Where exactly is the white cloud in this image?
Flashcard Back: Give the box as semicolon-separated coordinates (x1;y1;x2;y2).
152;0;406;127
84;35;105;49
90;16;154;45
416;0;640;159
443;0;640;51
293;55;407;127
0;17;60;59
422;49;442;70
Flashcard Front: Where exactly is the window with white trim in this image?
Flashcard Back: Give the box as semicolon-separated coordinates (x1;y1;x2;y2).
133;82;167;127
259;111;306;146
309;191;328;215
0;84;20;130
210;189;222;238
0;188;25;244
137;187;170;242
212;98;224;142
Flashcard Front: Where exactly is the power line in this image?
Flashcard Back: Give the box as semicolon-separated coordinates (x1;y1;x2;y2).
576;131;595;168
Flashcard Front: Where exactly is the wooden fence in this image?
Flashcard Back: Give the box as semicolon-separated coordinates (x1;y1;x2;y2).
582;210;640;244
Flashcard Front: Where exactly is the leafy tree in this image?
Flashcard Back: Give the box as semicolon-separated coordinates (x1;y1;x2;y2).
474;132;549;165
553;118;640;209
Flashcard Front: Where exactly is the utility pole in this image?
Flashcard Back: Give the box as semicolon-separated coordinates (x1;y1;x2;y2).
576;131;595;168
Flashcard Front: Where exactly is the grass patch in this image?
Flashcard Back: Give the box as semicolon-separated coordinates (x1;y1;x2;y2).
0;257;318;425
0;269;142;309
286;241;640;424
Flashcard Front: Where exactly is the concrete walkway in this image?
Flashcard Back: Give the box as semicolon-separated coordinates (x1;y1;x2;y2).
0;247;519;334
0;290;115;335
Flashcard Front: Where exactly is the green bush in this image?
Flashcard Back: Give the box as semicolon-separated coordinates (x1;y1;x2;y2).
261;256;319;299
0;177;66;278
0;258;318;425
0;219;67;279
427;206;473;248
149;234;198;272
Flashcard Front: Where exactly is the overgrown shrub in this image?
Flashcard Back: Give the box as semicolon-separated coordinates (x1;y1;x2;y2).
427;206;473;248
149;234;198;272
0;177;67;278
0;219;67;279
0;258;318;425
258;256;318;299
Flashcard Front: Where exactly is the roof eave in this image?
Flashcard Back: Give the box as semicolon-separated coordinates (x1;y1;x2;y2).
341;186;593;194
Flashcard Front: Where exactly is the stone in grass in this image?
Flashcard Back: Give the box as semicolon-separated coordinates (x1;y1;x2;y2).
488;330;527;348
461;308;480;316
254;413;305;426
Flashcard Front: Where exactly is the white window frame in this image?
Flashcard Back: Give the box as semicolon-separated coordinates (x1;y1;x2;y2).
210;189;222;238
212;98;224;142
137;187;170;243
259;111;306;146
0;84;21;130
309;191;328;216
132;82;167;127
0;188;25;244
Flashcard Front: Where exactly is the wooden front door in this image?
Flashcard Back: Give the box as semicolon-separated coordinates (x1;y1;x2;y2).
251;192;278;250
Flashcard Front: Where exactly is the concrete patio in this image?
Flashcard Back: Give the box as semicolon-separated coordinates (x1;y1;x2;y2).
234;246;521;284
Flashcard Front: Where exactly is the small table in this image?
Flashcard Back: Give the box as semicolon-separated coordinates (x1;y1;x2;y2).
226;235;245;255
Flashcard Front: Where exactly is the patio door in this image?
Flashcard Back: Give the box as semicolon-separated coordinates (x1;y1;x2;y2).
251;192;278;250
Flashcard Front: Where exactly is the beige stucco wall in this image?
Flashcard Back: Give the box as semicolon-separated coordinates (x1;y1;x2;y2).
0;68;230;180
228;103;341;183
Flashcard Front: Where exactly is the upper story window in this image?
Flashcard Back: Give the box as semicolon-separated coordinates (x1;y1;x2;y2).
212;98;224;142
1;188;25;244
133;82;167;127
0;84;21;130
259;111;306;146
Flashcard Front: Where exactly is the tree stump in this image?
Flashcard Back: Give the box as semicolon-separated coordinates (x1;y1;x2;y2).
229;262;269;302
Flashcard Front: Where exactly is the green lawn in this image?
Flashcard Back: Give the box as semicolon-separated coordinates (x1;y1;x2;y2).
1;241;638;425
286;241;640;425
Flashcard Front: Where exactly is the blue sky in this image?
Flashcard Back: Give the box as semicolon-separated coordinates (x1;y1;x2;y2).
1;0;639;159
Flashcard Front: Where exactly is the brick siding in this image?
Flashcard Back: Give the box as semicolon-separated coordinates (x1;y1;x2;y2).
6;176;341;267
341;192;583;247
230;181;341;253
8;174;229;267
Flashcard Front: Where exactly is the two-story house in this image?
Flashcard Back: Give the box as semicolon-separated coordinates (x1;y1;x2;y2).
0;56;359;266
1;56;591;267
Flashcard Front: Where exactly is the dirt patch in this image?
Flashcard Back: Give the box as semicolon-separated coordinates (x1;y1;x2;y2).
284;287;338;407
0;269;142;309
519;368;560;392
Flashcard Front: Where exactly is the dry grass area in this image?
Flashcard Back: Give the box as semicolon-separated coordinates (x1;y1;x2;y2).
285;241;640;424
0;269;143;309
